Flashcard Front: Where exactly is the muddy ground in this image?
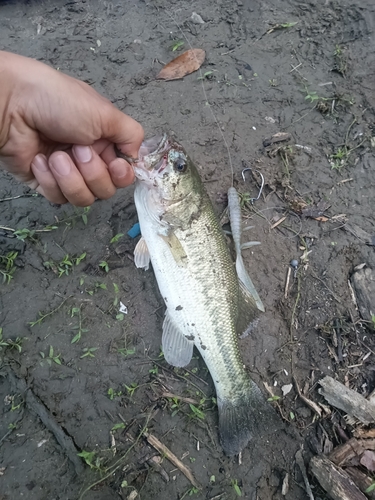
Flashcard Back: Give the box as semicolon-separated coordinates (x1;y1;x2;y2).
1;0;375;499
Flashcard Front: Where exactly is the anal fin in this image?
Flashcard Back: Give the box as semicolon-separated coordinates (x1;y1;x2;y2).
162;311;193;368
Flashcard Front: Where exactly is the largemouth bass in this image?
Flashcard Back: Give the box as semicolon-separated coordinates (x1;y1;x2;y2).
130;135;280;456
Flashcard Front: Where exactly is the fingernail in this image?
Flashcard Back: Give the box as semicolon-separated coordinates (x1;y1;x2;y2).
31;154;49;172
73;145;92;163
49;154;71;176
110;158;129;179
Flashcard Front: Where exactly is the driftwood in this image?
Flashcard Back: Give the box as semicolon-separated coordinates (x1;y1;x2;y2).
318;376;375;424
310;455;367;500
351;267;375;324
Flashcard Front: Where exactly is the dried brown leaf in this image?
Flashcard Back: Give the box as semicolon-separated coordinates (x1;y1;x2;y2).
157;49;205;81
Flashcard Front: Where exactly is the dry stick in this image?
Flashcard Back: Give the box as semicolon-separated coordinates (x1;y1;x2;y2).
295;449;315;500
3;367;83;475
144;431;201;489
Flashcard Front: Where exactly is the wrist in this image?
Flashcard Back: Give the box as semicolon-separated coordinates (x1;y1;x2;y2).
0;51;19;150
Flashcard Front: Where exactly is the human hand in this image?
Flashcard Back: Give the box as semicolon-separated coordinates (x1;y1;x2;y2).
0;51;144;206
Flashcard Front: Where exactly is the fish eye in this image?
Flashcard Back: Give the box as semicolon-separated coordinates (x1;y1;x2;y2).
173;157;187;173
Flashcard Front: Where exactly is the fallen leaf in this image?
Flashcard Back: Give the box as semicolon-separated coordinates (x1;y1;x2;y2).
314;216;329;222
157;49;205;81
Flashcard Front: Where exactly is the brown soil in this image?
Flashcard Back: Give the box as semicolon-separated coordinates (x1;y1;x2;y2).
1;0;375;499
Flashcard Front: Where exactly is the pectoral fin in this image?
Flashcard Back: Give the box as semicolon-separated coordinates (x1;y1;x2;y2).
160;231;188;267
162;311;194;368
237;279;261;338
134;236;151;270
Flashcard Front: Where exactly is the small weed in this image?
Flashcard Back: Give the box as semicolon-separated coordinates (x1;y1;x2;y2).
180;487;199;499
231;479;242;497
81;207;90;225
189;457;196;463
107;387;122;400
329;146;350;170
14;228;37;242
171;40;184;51
29;296;70;327
169;396;182;417
188;403;205;420
99;261;109;273
0;251;17;284
117;346;135;357
149;364;158;375
333;44;347;76
70;306;88;343
197;70;216;81
113;283;120;306
111;422;126;432
40;346;62;365
124;382;139;398
44;252;86;277
366;482;375;493
110;233;124;244
80;347;98;359
77;450;106;472
267;395;281;402
269;78;278;87
0;328;24;352
55;206;91;228
86;281;107;296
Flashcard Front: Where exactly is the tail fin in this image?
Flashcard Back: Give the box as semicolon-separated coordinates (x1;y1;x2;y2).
218;381;282;456
235;254;265;312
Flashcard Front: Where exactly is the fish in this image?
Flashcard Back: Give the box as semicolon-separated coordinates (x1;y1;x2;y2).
129;135;281;456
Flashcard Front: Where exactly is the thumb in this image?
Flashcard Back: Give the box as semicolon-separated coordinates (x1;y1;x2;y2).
101;106;144;159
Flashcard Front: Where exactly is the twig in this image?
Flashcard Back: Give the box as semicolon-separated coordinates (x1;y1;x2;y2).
0;194;38;202
284;267;292;299
2;367;83;474
161;392;199;405
295;449;315;500
144;431;201;489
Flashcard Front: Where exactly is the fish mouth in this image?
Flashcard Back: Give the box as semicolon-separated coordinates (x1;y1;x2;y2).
133;134;173;182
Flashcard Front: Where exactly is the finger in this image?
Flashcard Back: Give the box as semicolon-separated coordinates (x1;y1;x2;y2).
100;107;144;158
30;154;68;204
108;157;135;187
90;140;135;188
48;151;95;207
72;145;117;199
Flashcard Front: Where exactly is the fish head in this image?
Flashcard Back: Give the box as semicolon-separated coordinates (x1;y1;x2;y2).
134;135;203;219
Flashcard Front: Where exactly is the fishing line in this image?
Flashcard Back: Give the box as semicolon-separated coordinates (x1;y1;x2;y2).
166;11;235;186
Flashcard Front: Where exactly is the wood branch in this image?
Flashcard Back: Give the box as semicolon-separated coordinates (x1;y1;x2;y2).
351;267;375;323
310;455;367;500
318;376;375;424
329;438;365;467
293;376;322;417
144;432;201;489
354;428;375;439
346;467;375;499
